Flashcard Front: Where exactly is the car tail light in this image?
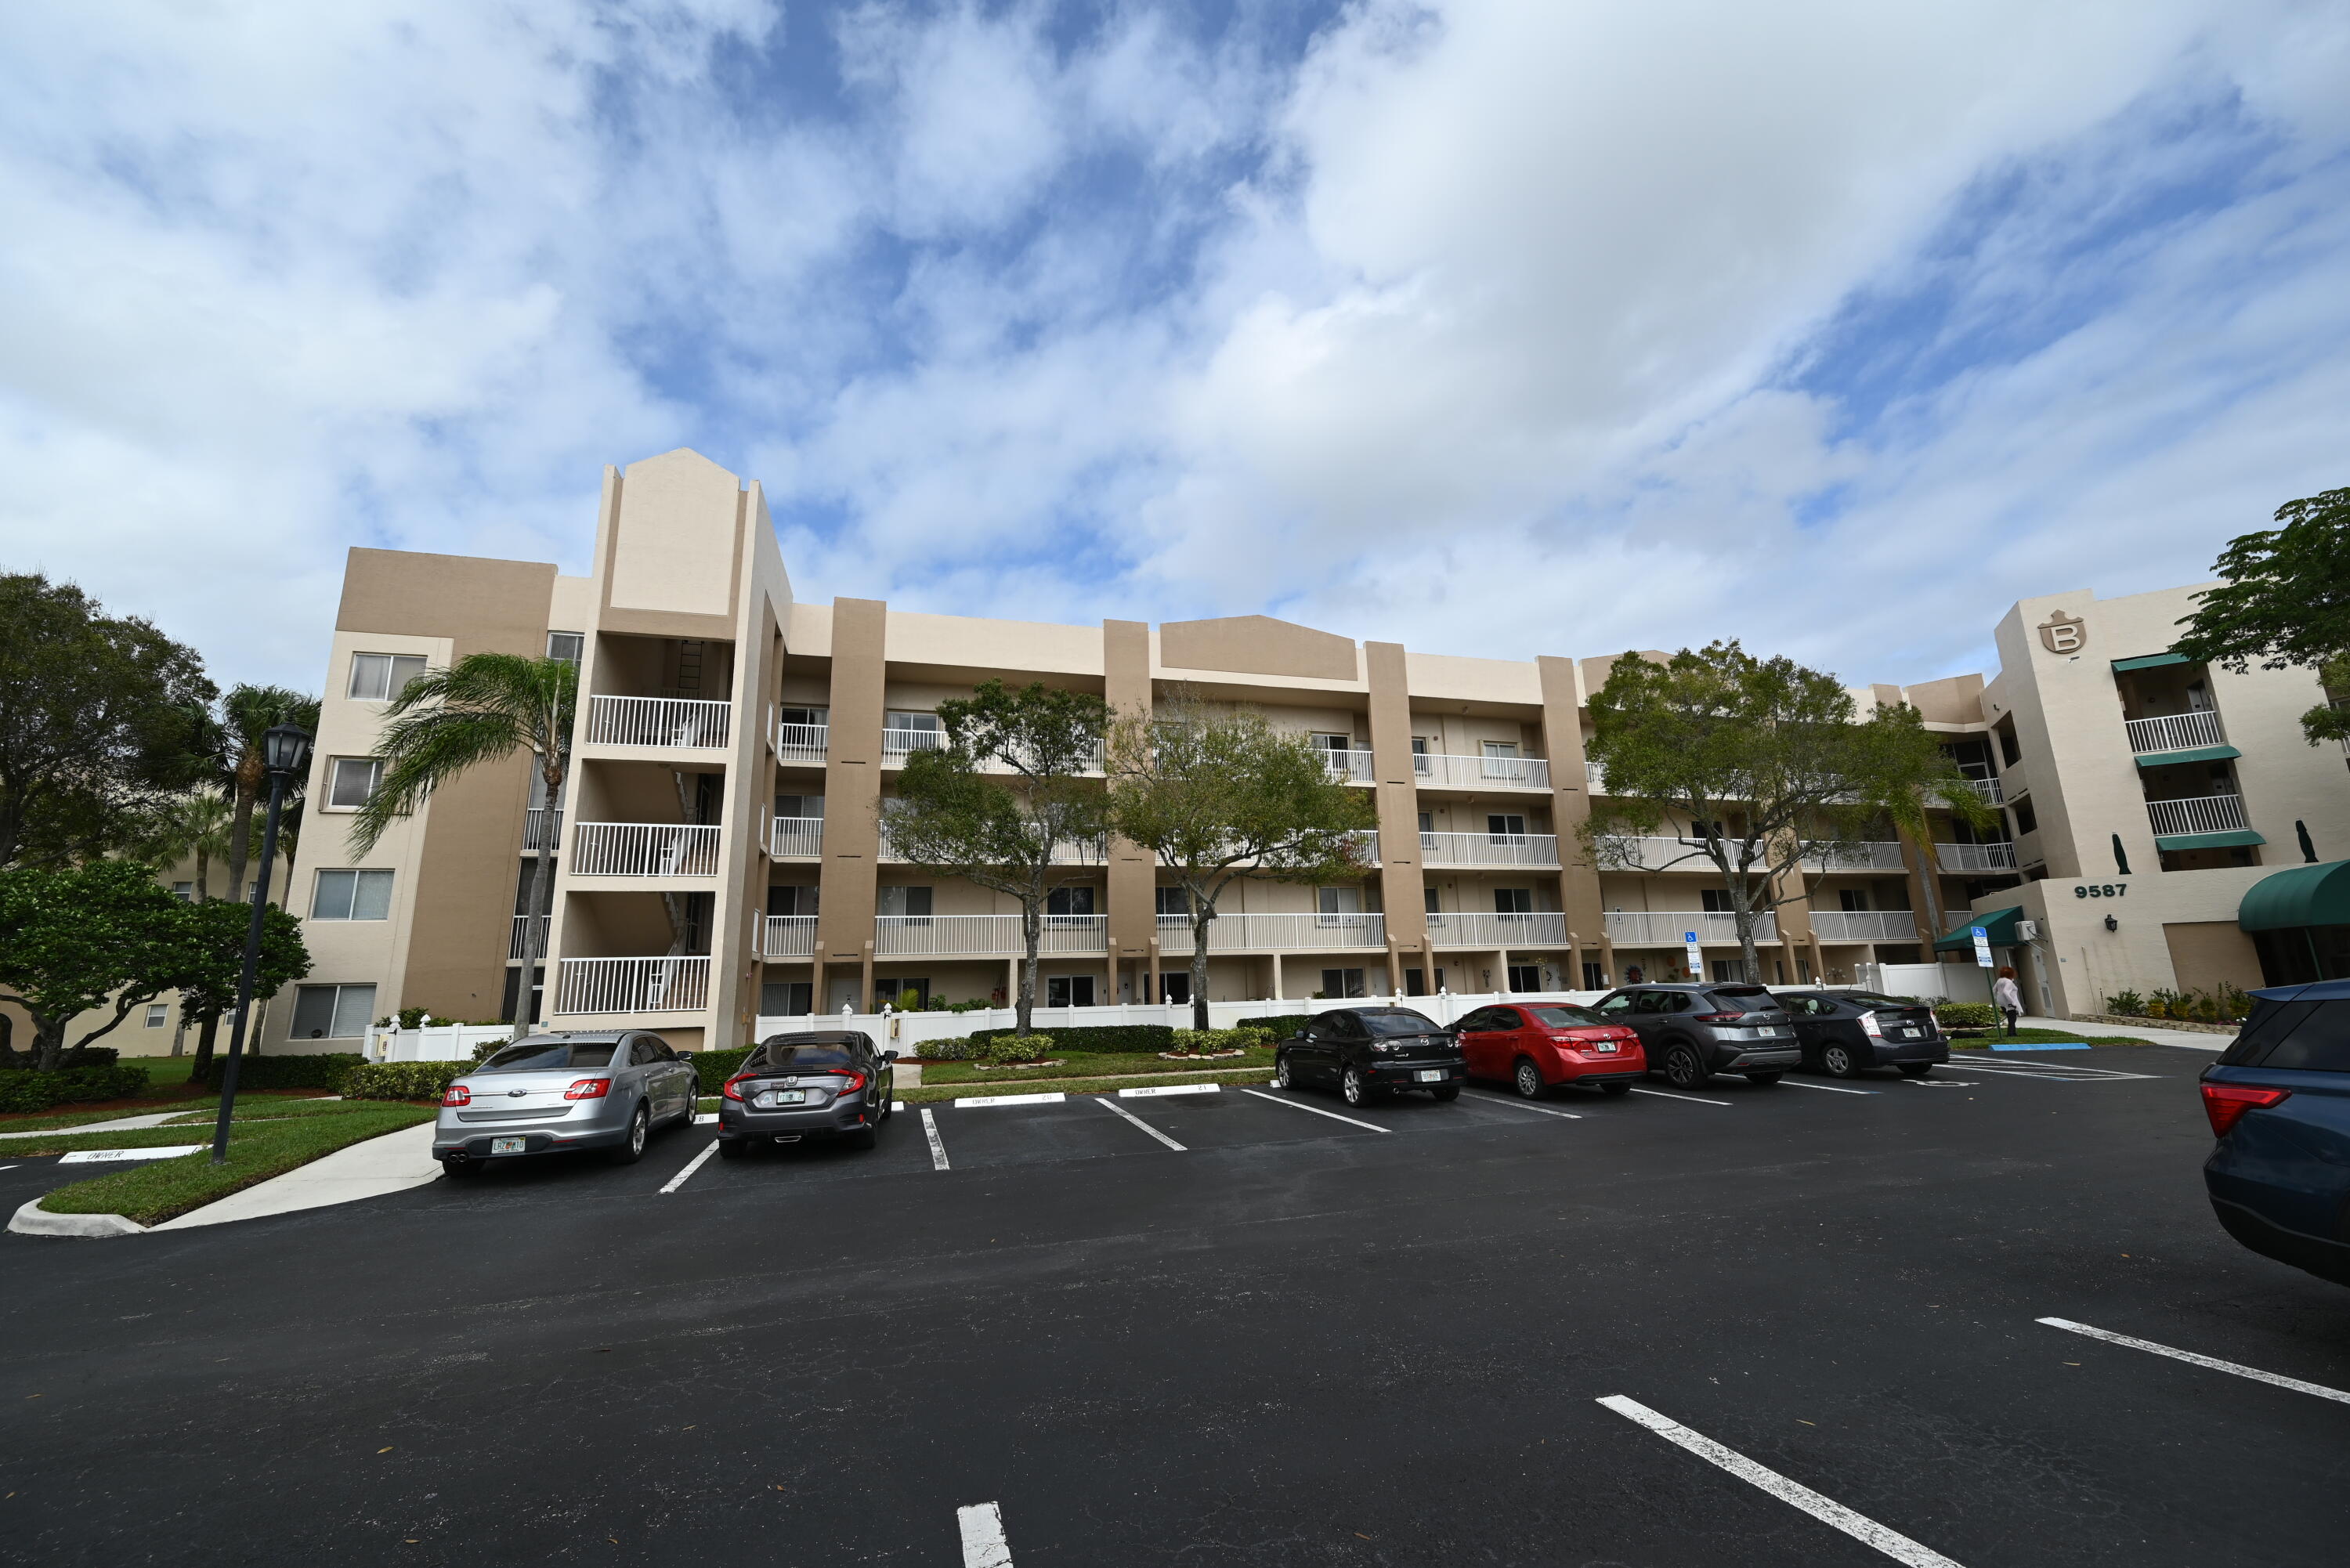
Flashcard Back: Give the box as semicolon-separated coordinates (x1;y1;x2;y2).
833;1071;868;1093
722;1074;754;1101
1693;1012;1741;1023
442;1085;471;1107
564;1077;612;1100
2201;1082;2290;1138
1859;1011;1884;1039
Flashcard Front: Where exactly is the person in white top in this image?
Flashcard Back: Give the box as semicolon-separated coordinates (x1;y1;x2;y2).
1993;966;2023;1035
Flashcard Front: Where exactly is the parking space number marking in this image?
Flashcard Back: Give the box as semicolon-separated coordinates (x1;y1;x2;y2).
957;1501;1014;1567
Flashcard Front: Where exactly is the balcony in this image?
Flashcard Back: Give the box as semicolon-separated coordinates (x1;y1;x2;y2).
1420;831;1561;868
1156;912;1386;953
571;822;721;877
1603;910;1781;945
1966;776;2005;806
875;914;1108;957
872;824;1106;864
773;717;829;760
1806;841;1908;873
1600;836;1711;871
1321;749;1376;784
509;915;548;960
588;695;731;750
554;956;710;1014
1413;752;1551;790
1936;841;2017;873
1427;911;1569;948
764;915;816;958
1807;910;1918;943
523;808;562;852
770;816;824;858
882;725;947;761
2126;710;2225;756
2147;793;2250;839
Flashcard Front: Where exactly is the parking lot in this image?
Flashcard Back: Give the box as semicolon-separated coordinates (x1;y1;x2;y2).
5;1040;2348;1566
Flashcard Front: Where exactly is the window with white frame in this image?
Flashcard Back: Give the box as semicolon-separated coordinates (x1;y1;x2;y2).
546;631;584;663
1494;887;1534;915
1316;886;1364;925
327;758;382;809
348;653;426;702
1155;886;1191;917
171;881;194;901
312;869;394;920
143;1003;168;1028
291;983;377;1039
1309;732;1353;754
877;885;933;921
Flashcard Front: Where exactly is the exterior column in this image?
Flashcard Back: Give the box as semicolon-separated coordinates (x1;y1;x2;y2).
1538;655;1605;996
817;597;887;1008
1363;641;1429;962
1101;618;1156;992
1147;941;1160;1006
1271;951;1284;1002
859;944;874;1014
1384;944;1404;997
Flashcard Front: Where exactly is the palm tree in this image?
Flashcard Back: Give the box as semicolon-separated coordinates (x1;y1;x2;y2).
138;791;234;900
219;685;320;906
349;654;577;1039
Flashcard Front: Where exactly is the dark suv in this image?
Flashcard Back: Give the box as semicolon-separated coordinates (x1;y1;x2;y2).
1589;983;1799;1088
1274;1007;1466;1106
2201;981;2350;1288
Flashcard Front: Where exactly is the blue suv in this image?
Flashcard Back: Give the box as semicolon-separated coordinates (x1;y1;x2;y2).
2200;980;2350;1288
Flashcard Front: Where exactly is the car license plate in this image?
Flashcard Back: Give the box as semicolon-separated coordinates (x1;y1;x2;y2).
490;1136;527;1154
1414;1069;1442;1082
760;1089;806;1107
1593;1042;1619;1053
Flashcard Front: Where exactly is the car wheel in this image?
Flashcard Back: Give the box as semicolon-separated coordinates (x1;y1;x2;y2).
1599;1082;1632;1097
716;1138;747;1160
606;1104;650;1165
1513;1058;1546;1100
1341;1066;1374;1106
1897;1062;1934;1078
1274;1053;1296;1089
1430;1085;1461;1102
440;1157;478;1179
1744;1071;1783;1086
1821;1043;1863;1078
1663;1046;1709;1089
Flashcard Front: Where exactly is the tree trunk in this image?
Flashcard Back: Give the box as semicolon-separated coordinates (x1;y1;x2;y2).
1190;906;1213;1030
0;1011;14;1068
1018;901;1040;1037
223;757;262;910
512;761;563;1041
189;1009;221;1086
194;844;212;901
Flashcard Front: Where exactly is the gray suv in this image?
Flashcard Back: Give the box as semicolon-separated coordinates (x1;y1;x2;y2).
1589;983;1799;1089
434;1031;700;1176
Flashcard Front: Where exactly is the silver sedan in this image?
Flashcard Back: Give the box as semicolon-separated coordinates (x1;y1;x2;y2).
434;1030;700;1176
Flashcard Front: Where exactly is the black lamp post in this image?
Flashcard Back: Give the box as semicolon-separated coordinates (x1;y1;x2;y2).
210;724;313;1165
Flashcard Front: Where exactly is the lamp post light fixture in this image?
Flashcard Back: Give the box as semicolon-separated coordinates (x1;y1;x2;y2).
210;724;314;1165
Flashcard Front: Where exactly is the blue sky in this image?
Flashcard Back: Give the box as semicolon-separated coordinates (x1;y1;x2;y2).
3;0;2347;695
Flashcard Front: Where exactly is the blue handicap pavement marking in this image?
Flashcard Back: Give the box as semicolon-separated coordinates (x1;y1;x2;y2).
1993;1042;2089;1052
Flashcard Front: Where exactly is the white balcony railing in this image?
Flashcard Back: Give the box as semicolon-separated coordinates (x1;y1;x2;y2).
2126;710;2225;755
774;721;830;758
1320;749;1376;784
1808;841;1909;873
1426;912;1570;948
1413;752;1551;790
571;822;721;877
1155;912;1387;954
882;725;948;759
764;915;817;958
509;915;548;960
770;817;824;858
1600;836;1712;871
554;956;710;1014
1936;840;2018;872
588;695;732;750
523;808;562;852
1966;777;2005;805
1807;911;1918;943
1603;910;1781;945
1420;831;1561;867
874;914;1108;957
2147;793;2250;838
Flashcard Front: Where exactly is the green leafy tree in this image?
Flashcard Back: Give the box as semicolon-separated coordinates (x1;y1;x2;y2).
2171;486;2350;746
215;685;321;904
348;654;578;1039
136;791;234;901
1106;695;1375;1028
1581;642;1993;981
175;898;311;1076
884;681;1111;1036
0;573;216;869
0;861;186;1069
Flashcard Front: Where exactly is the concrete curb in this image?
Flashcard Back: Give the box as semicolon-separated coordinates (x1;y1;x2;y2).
9;1199;146;1238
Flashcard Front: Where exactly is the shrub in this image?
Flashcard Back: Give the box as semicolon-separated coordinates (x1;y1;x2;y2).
973;1035;1054;1064
969;1024;1174;1051
342;1060;467;1100
1238;1014;1313;1039
397;1006;429;1029
916;1037;974;1061
1934;1003;1998;1028
200;1053;364;1092
2104;989;2146;1017
685;1047;750;1087
1168;1027;1274;1053
57;1046;120;1068
0;1064;151;1115
2218;982;2254;1021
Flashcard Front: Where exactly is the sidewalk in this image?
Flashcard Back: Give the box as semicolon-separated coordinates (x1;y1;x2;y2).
147;1123;441;1231
2008;1015;2228;1052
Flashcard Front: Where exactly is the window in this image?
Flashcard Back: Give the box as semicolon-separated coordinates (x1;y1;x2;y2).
760;980;814;1016
171;881;194;901
501;965;545;1025
1159;972;1190;1004
1047;975;1097;1007
1047;887;1097;918
1581;961;1607;990
546;631;584;663
875;977;931;1010
327;758;381;809
1838;888;1871;912
775;793;824;819
1317;887;1364;925
2012;798;2038;836
1709;959;1752;983
312;869;393;920
877;886;933;921
1405;967;1427;995
1320;968;1367;998
1495;888;1534;915
143;1003;168;1028
348;653;426;702
768;884;819;918
1701;888;1734;913
777;706;829;729
291;983;377;1039
1155;887;1192;917
1423;886;1443;923
1309;732;1353;753
1412;736;1433;775
1506;964;1542;992
1417;811;1435;835
1488;814;1527;840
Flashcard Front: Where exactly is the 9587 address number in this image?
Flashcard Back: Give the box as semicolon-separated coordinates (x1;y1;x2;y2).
2073;883;2127;898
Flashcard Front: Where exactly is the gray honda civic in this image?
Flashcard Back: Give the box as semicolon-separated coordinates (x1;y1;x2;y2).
433;1030;700;1176
715;1031;896;1157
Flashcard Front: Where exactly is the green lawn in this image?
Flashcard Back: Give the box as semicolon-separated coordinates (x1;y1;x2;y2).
108;1056;202;1087
160;1098;398;1125
916;1048;1274;1086
36;1104;436;1226
901;1067;1275;1104
0;1102;225;1134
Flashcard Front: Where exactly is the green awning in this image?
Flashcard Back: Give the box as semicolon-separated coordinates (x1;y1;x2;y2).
2239;859;2350;931
2156;829;2266;852
2113;652;2194;672
2135;744;2241;768
1933;905;2027;952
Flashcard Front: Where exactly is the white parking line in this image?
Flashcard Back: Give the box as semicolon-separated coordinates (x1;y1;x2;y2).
657;1140;719;1194
957;1501;1014;1566
1629;1087;1733;1107
1098;1097;1186;1151
1596;1396;1966;1567
2037;1317;2350;1404
1463;1090;1584;1120
1777;1079;1876;1095
956;1093;1068;1108
1118;1082;1224;1097
1240;1089;1391;1133
920;1107;950;1171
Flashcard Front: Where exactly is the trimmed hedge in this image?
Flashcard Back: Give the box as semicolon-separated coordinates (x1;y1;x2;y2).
342;1061;466;1100
201;1053;365;1092
915;1038;973;1061
0;1064;152;1115
1238;1014;1314;1039
684;1047;748;1086
968;1024;1174;1051
1934;1003;1998;1028
58;1046;120;1068
1170;1027;1275;1053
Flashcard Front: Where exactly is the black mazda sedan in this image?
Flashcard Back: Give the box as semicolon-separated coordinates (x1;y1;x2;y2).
1274;1007;1466;1106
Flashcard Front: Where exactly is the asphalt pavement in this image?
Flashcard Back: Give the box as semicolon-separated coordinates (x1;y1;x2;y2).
5;1043;2347;1566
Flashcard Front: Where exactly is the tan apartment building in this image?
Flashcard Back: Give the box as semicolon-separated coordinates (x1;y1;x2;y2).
257;448;2350;1053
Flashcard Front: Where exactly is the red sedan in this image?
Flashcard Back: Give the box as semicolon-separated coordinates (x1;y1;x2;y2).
1453;1003;1647;1099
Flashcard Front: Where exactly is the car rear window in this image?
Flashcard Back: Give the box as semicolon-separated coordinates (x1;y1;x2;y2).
1359;1010;1441;1037
1846;994;1924;1011
1527;1006;1606;1028
1708;985;1771;998
757;1041;856;1069
476;1042;618;1072
2218;999;2350;1071
1707;988;1779;1010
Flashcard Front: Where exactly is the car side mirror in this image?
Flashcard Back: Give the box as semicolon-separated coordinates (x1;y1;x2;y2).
881;1050;899;1063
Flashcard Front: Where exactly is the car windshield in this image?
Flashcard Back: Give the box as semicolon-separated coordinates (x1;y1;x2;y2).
476;1042;619;1072
1846;994;1922;1011
1358;1011;1441;1037
758;1042;855;1069
1527;1006;1607;1028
